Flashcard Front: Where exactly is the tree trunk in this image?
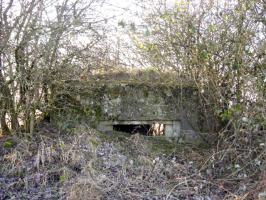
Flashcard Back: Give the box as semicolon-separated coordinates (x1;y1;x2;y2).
0;70;20;133
0;112;10;135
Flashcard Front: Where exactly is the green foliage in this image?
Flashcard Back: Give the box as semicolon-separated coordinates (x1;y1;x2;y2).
59;168;69;183
143;89;149;97
220;109;233;121
219;104;243;122
60;141;65;149
118;20;126;28
199;50;209;61
232;61;241;70
94;105;103;121
208;24;216;32
161;12;172;22
60;174;67;183
3;139;14;149
188;24;196;34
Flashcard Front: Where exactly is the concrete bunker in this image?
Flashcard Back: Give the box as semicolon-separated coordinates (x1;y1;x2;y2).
52;80;200;141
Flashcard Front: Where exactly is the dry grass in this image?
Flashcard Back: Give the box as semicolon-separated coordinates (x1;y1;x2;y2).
0;123;265;199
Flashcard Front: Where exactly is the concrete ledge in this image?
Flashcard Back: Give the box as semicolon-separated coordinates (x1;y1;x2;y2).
100;120;177;125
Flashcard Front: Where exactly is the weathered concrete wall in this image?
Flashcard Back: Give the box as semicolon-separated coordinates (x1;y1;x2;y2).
52;80;200;141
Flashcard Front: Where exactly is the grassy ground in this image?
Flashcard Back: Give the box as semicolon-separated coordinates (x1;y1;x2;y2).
0;122;265;199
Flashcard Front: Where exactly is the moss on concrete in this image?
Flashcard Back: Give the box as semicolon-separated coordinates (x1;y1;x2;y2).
51;78;200;141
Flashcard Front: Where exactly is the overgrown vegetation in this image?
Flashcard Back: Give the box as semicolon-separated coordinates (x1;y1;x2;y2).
0;0;265;199
0;124;264;199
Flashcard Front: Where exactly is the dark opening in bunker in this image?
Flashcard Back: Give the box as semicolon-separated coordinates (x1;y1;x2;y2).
112;123;165;136
113;124;151;135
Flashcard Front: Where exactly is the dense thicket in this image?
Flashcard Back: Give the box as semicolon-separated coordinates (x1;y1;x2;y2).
132;0;265;133
0;0;111;134
0;0;265;137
